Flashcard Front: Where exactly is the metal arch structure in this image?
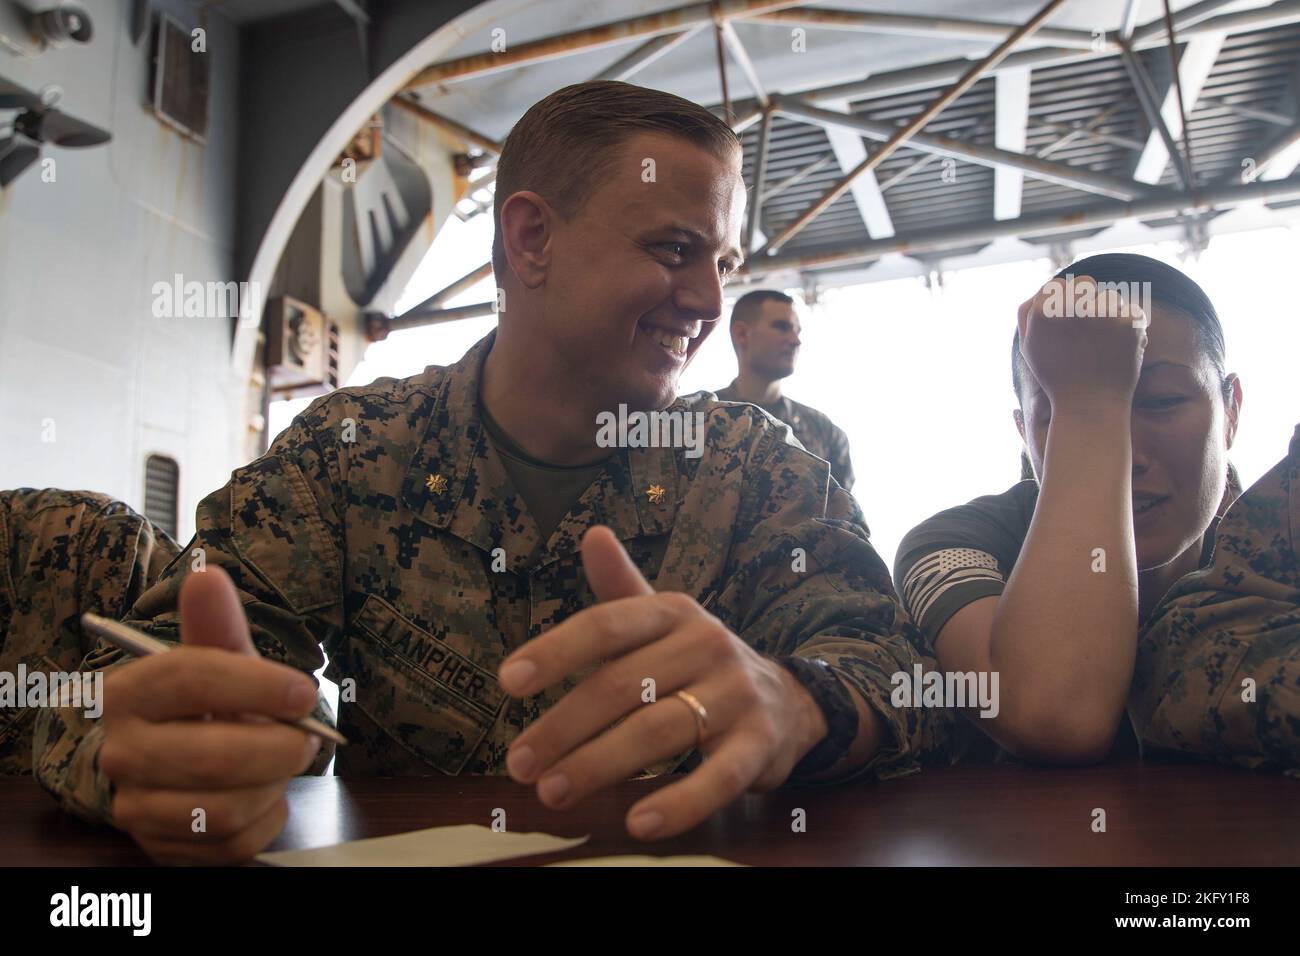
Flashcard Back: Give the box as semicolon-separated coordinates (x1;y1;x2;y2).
14;1;1296;524
391;0;1300;327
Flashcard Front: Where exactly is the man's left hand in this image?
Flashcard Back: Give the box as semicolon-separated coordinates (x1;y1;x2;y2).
497;525;829;840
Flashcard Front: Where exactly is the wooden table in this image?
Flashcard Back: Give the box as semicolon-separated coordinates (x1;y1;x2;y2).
3;760;1297;866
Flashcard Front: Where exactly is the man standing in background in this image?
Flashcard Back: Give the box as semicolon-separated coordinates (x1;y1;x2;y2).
715;290;855;491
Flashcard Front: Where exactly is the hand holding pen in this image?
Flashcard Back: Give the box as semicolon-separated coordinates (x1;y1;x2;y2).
87;565;342;865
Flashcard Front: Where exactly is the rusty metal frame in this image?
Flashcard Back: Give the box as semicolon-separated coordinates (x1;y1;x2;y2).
718;17;769;108
760;154;834;203
404;262;495;315
1161;0;1199;190
713;17;732;121
770;97;1150;202
400;0;809;91
725;1;1300;116
387;0;1300;331
1118;36;1192;191
406;171;1300;325
745;105;774;251
391;300;497;330
743;7;1097;49
758;0;1073;256
738;174;1300;280
1237;119;1300;182
389;96;501;155
595;27;703;81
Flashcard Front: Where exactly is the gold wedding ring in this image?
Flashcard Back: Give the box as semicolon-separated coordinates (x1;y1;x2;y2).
674;690;709;747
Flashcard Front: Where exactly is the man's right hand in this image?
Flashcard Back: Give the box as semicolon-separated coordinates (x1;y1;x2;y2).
1017;273;1148;409
98;566;321;864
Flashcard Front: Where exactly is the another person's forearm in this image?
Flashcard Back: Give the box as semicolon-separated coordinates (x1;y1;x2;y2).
992;402;1139;760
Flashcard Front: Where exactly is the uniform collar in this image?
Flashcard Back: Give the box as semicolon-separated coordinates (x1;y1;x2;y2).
401;329;681;572
720;378;789;419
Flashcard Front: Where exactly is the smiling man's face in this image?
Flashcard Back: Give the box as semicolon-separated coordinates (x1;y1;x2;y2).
541;130;747;412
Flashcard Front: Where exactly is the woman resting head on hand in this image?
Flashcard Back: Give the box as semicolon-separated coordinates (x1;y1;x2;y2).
894;253;1242;765
1012;254;1243;610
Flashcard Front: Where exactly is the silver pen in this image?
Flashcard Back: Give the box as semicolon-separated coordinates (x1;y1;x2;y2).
81;612;348;746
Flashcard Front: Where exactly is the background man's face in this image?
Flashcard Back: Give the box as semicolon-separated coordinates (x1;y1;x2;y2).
540;131;746;412
743;300;802;380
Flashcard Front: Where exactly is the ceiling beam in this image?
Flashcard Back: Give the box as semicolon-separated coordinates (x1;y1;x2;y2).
760;154;835;202
595;27;702;81
388;97;501;154
727;0;1300;112
875;104;1129;195
772;98;1155;201
994;67;1032;220
1129;0;1251;43
1198;95;1295;126
745;108;775;251
1119;0;1145;39
740;173;1300;278
1120;37;1193;189
1130;32;1225;184
757;0;1071;255
719;20;769;108
401;0;808;90
740;8;1097;49
1260;53;1300;179
817;96;895;239
821;124;896;239
405;263;494;315
1258;121;1300;179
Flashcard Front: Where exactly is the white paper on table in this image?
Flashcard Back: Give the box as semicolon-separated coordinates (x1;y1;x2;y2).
257;824;588;867
548;855;744;867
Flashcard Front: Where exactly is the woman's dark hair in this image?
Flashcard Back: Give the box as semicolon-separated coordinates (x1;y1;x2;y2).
1011;252;1229;402
1011;253;1238;507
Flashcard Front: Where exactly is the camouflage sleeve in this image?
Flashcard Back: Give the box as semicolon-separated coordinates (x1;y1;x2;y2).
0;492;176;782
34;405;349;823
709;421;951;783
829;424;855;494
76;501;182;624
23;499;182;811
1131;425;1300;772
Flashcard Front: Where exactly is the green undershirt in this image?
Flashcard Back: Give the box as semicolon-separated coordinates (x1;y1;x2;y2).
478;397;611;543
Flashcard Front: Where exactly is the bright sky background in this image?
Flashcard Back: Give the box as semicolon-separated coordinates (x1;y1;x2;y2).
271;212;1300;575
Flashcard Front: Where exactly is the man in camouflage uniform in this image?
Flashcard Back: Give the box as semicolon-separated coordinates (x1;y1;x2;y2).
715;289;855;491
1;489;178;774
1132;423;1300;771
36;80;947;863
